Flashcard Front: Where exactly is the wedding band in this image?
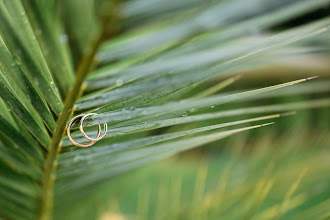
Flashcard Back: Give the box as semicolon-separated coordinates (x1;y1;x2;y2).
67;114;101;148
79;113;107;142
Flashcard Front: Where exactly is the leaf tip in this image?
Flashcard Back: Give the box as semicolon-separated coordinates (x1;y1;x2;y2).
306;76;319;81
261;122;275;127
279;111;296;117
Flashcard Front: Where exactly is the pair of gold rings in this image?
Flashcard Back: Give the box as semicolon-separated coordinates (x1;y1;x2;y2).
67;113;107;148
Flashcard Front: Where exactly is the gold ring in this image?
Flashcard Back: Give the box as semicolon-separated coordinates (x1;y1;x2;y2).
79;113;107;142
67;114;101;147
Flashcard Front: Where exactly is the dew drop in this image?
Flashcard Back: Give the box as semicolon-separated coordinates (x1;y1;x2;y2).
59;34;68;43
211;105;215;108
116;79;124;87
189;107;196;113
73;155;83;163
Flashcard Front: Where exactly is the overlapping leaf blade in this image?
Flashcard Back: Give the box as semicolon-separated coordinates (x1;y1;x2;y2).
0;37;57;132
21;0;75;98
78;19;330;112
97;0;329;64
0;69;51;146
62;98;330;147
56;123;273;195
73;78;311;128
0;0;63;115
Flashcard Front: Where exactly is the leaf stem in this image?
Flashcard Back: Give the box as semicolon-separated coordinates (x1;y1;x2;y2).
38;34;104;220
38;2;120;216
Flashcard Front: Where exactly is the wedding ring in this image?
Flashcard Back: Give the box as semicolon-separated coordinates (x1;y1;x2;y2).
67;114;101;148
79;113;107;142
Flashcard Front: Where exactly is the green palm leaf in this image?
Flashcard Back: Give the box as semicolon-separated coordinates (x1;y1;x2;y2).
0;0;329;219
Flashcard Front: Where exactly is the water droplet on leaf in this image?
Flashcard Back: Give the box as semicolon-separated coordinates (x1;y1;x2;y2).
116;79;124;87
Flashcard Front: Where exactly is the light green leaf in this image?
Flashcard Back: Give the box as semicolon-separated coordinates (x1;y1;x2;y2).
80;18;329;109
74;78;309;128
63;98;330;147
56;123;272;194
96;0;330;65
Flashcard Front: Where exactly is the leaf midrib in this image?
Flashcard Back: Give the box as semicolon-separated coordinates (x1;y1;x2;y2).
38;34;104;220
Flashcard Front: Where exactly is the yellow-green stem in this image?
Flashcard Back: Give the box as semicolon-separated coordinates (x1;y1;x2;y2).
38;34;103;220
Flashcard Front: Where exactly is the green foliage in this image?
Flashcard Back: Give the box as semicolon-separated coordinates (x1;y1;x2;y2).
0;0;329;219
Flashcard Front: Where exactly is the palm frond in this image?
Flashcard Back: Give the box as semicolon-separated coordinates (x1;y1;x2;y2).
0;0;329;219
